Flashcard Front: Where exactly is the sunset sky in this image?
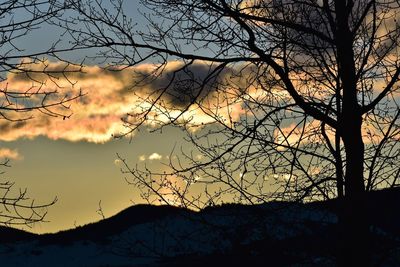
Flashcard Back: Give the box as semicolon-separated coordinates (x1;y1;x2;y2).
2;0;399;234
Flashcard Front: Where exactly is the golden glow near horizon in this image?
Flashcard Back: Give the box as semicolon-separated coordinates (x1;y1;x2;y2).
1;128;190;234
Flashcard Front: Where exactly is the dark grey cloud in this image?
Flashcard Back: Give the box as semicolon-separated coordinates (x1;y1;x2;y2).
0;120;27;134
130;62;232;108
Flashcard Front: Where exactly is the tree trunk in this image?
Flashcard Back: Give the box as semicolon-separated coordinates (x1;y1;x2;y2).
335;2;370;266
338;114;370;267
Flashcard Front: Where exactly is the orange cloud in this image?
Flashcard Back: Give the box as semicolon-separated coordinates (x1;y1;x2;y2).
0;148;22;160
0;60;248;143
0;62;155;143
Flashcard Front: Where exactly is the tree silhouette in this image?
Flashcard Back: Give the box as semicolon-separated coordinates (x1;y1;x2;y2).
64;0;400;265
0;0;82;227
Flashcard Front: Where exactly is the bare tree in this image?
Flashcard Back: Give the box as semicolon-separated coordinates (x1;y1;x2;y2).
0;0;83;227
64;0;400;265
0;159;57;226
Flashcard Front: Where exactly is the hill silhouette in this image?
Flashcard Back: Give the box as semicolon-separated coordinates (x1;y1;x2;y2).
0;188;399;266
39;204;193;245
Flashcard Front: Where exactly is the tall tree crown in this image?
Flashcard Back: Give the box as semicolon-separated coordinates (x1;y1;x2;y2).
64;0;400;205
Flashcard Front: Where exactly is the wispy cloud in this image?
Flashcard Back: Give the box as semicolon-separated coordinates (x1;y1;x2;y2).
148;153;162;160
0;148;22;160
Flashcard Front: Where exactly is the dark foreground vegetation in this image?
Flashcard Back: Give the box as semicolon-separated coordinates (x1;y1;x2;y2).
1;187;400;266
